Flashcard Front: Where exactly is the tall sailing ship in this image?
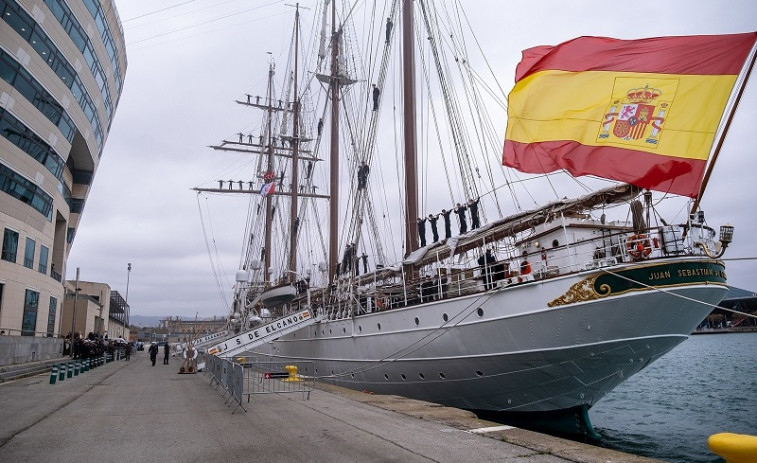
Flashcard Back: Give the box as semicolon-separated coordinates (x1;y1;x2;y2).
193;1;756;435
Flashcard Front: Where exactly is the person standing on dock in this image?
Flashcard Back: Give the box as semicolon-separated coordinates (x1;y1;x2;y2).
148;342;158;367
163;343;170;365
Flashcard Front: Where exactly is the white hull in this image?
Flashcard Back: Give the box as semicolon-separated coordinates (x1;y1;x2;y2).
247;258;727;413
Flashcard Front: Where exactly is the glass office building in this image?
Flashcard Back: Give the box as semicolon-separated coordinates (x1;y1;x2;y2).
0;0;127;336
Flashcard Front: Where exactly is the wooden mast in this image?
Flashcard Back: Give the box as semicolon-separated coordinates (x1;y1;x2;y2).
402;0;418;255
328;0;340;281
264;61;275;285
288;5;301;283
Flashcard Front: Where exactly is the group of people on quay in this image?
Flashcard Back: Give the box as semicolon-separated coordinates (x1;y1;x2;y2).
148;342;170;366
64;331;131;361
418;198;481;247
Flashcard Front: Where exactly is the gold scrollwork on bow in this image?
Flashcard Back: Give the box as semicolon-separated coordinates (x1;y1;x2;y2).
548;275;612;307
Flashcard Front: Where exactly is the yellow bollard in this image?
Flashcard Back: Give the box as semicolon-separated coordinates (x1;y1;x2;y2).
708;433;757;463
283;365;302;382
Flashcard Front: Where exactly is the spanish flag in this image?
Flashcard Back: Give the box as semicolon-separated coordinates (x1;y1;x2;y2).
503;33;757;198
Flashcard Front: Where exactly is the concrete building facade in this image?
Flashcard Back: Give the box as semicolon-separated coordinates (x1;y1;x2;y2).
60;280;129;341
0;0;127;336
159;316;228;344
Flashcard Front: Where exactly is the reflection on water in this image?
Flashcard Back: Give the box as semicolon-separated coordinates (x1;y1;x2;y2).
590;333;757;463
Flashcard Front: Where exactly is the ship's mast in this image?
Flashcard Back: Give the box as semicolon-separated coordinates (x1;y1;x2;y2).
288;5;301;283
328;0;340;281
402;0;418;254
264;62;275;284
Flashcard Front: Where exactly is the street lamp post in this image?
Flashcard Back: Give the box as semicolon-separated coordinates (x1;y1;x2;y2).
125;263;131;340
70;267;80;358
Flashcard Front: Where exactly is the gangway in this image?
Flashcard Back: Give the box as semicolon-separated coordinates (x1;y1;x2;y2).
175;329;230;353
207;308;320;359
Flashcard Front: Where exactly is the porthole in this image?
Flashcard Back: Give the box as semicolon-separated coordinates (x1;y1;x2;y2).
442;313;448;322
384;374;389;380
343;327;346;333
419;372;425;379
331;370;335;375
329;329;332;335
477;308;484;317
359;325;362;332
377;323;381;330
351;372;355;378
414;317;419;326
401;374;407;380
552;239;559;248
475;370;483;377
438;372;446;379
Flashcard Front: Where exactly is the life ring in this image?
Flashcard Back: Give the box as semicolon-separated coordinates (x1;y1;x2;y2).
626;234;652;260
183;347;198;360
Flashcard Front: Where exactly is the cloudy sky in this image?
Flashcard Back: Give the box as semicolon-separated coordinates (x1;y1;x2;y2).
65;0;757;318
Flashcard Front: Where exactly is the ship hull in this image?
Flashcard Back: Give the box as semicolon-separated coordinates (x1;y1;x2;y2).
248;259;727;414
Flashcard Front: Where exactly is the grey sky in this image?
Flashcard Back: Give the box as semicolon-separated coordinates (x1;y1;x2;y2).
66;0;757;318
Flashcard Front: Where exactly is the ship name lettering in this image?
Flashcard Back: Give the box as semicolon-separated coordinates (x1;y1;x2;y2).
649;270;671;281
677;267;714;278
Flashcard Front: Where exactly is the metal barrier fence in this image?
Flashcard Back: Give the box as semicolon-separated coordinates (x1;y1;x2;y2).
235;357;315;402
205;355;315;413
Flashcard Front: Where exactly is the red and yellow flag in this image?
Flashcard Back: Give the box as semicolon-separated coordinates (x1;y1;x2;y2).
503;33;757;198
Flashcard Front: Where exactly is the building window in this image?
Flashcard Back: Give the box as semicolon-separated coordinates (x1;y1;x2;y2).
0;95;66;180
39;245;49;274
70;198;84;214
47;296;57;337
0;162;54;219
0;50;77;143
1;1;111;146
2;228;19;262
22;289;39;336
24;237;35;268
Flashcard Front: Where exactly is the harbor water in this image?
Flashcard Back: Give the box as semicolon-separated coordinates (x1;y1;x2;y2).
589;333;757;463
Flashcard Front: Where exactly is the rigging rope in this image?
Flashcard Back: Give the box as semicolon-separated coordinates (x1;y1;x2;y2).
196;193;231;312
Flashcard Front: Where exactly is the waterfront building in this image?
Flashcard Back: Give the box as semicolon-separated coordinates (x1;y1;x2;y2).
60;280;129;341
0;0;127;336
159;316;228;344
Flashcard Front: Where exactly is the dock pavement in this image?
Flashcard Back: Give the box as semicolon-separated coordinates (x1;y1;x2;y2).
0;352;664;463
